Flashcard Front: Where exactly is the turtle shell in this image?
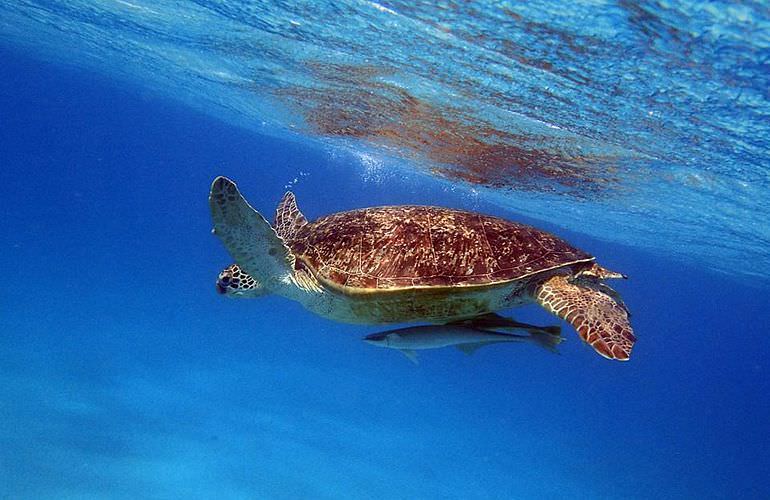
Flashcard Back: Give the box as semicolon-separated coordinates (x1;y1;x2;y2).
289;206;593;291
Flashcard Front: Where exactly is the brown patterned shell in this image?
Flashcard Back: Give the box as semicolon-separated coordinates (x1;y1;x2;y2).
288;206;593;291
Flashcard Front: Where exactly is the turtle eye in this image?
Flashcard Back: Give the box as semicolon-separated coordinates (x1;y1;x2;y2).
221;276;231;285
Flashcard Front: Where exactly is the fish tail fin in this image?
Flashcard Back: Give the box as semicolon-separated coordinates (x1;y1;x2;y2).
529;329;564;354
540;325;562;336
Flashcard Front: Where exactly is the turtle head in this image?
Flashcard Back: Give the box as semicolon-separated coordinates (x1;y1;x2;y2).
216;264;268;298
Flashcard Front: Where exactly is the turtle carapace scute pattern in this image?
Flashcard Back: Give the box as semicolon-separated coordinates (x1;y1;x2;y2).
289;206;593;291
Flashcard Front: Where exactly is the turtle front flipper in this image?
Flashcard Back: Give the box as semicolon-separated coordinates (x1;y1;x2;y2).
209;177;296;289
274;191;308;242
533;275;635;361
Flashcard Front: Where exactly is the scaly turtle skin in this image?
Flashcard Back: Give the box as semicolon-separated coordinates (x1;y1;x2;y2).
210;177;636;361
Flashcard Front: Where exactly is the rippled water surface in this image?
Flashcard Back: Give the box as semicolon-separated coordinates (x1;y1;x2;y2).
2;0;768;278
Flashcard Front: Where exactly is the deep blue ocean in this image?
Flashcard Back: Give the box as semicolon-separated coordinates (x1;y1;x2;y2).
1;2;769;498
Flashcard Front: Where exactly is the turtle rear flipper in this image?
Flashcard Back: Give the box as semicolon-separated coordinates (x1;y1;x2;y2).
533;275;635;361
209;177;295;289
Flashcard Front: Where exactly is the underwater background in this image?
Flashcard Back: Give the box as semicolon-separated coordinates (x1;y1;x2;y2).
1;1;769;498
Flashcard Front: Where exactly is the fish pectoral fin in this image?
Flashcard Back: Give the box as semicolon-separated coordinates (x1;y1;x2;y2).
455;342;490;356
399;349;419;365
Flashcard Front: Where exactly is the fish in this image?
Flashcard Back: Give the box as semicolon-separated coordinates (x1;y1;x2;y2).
362;321;563;365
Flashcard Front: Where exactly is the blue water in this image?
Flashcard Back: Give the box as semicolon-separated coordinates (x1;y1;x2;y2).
1;2;769;498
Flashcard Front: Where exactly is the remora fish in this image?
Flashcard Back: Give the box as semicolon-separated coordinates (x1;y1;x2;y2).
363;323;563;364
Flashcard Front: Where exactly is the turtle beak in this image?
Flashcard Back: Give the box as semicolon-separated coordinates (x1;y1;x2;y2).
216;281;228;294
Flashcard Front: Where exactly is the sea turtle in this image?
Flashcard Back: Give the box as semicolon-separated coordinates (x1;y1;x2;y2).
210;176;635;360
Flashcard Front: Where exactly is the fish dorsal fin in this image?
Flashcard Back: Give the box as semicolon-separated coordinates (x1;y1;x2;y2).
399;349;419;365
274;191;308;242
455;342;490;355
455;313;530;330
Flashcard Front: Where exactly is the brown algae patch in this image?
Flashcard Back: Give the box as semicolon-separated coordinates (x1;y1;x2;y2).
273;61;624;197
